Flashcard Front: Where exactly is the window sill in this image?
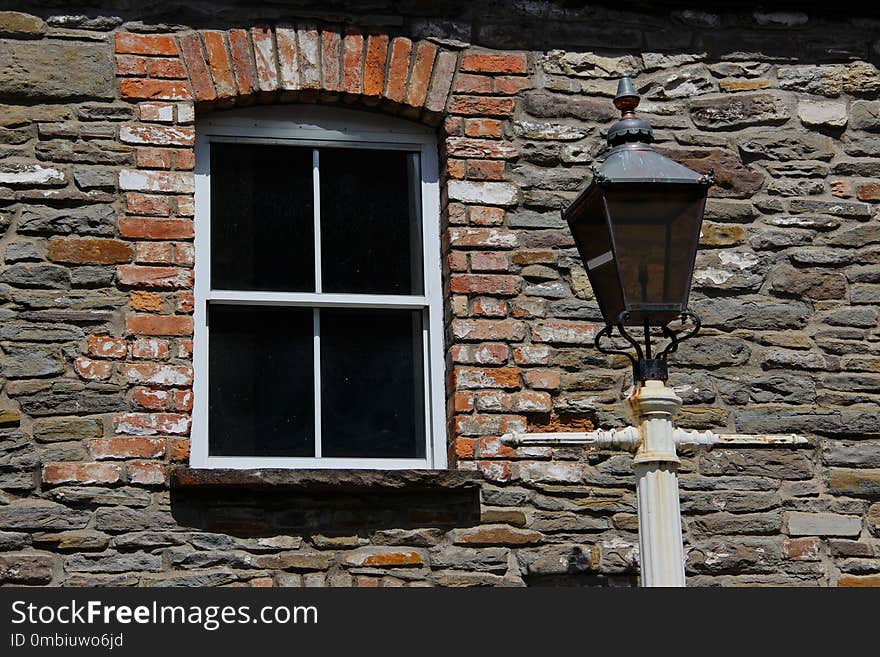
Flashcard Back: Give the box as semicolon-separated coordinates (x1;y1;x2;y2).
169;466;484;493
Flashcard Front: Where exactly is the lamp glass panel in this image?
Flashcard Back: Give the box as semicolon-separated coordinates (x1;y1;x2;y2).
603;186;705;322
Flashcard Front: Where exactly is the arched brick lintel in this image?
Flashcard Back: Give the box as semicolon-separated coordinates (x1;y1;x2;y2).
115;27;460;126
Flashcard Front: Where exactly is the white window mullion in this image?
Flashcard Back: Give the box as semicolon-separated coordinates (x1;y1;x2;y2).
313;148;322;294
313;149;323;458
313;308;322;459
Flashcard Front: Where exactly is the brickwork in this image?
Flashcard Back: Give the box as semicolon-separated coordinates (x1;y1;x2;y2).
0;3;879;587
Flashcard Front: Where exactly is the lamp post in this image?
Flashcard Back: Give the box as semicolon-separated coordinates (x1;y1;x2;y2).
503;76;807;587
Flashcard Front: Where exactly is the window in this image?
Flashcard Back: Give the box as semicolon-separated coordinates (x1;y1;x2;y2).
192;106;446;469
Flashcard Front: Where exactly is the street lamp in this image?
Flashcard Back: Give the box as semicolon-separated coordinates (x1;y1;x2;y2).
505;76;807;587
562;75;714;382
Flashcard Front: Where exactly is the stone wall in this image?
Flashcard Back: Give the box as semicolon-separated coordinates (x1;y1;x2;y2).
0;2;878;587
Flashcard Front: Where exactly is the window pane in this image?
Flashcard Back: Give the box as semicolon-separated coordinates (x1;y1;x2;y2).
209;304;314;457
320;148;423;295
211;143;314;292
321;308;426;458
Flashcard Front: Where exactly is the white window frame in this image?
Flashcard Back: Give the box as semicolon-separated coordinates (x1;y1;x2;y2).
192;105;447;470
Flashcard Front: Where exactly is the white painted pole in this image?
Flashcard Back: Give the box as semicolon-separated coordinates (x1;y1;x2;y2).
628;379;686;587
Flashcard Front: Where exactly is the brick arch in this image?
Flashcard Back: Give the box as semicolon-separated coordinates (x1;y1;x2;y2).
116;26;459;125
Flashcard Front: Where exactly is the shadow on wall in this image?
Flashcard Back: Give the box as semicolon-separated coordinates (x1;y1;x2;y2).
170;487;482;537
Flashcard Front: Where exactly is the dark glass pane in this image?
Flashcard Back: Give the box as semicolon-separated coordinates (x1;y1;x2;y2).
209;304;314;457
211;143;314;292
604;187;706;325
320;148;423;295
321;308;425;458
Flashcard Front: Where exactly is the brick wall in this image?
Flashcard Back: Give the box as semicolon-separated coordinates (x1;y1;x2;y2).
0;2;878;587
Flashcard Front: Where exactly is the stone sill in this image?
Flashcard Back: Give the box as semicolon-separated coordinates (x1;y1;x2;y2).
169;467;484;493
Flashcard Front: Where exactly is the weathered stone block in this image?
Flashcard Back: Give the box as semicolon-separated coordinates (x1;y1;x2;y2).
0;39;113;100
785;512;862;537
690;93;788;130
0;554;55;584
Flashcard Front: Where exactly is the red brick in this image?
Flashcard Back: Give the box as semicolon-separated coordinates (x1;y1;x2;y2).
449;96;515;117
275;27;300;91
115;412;190;436
425;50;458;114
87;335;128;359
467;159;505;180
297;26;321;90
342;29;364;95
510;298;547;319
177;32;216;102
450;274;520;295
118;265;192;289
469;206;505;226
148;58;187;79
122;125;195;147
135;241;174;264
454;392;475;414
136;147;174;169
172;389;193;412
494;76;530;95
174;243;195;266
455;366;521;390
90;437;166;460
447;251;468;272
479;460;511;483
384;37;412;103
115;55;147;76
470;252;509;273
454;73;492;94
513;345;552;366
856;182;880;201
127;461;166;485
251;26;279;92
169;437;190;461
451;319;527;342
447;202;467;225
228;29;258;96
445;137;517;159
453;437;475;459
47;237;133;265
449;227;517;249
139;102;175;123
115;33;179;56
465;118;503;138
132;387;169;410
42;462;123;486
461;52;527;74
119;169;194;193
444;116;464;136
119;218;194;240
522;368;561;390
126;314;193;337
203;30;237;98
446;159;465;179
176;291;194;313
122;362;193;386
130;291;164;313
131;337;170;360
120;79;192;101
364;34;389;98
454;413;525;437
175;150;195;171
451;343;509;365
74;357;113;381
322;30;341;92
472;297;507;317
404;41;437;108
